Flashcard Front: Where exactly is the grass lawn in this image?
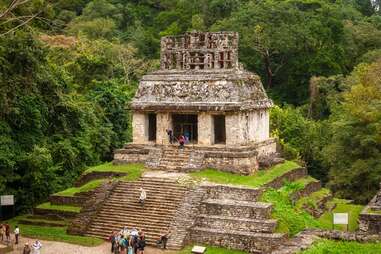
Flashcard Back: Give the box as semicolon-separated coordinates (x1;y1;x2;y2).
36;202;81;213
54;179;105;196
317;199;364;231
190;160;300;188
5;215;103;246
13;215;69;226
300;240;381;254
83;162;145;181
178;245;246;254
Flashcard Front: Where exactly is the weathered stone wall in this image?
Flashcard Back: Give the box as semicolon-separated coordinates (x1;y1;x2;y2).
201;183;264;202
113;144;150;164
132;113;148;144
75;172;127;187
67;180;119;235
200;199;272;219
265;167;307;189
33;208;78;219
157;112;171;144
225;113;244;145
203;153;258;175
195;215;277;233
197;112;213;145
189;227;285;254
359;212;381;234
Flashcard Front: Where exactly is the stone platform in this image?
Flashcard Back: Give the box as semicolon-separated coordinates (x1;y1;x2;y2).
113;139;277;175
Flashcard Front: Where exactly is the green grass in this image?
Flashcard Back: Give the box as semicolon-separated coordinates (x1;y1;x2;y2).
261;184;322;236
293;176;319;187
300;239;381;254
54;179;106;196
178;245;247;254
365;207;381;215
318;199;364;231
83;162;145;181
36;202;81;213
190;160;300;188
13;215;68;226
6;216;103;246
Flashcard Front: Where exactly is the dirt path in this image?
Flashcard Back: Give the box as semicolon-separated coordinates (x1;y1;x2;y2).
6;237;178;254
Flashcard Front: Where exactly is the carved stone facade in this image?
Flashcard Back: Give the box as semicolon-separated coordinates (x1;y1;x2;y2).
114;32;277;174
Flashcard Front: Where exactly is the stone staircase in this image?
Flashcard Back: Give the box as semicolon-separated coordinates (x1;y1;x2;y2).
189;184;286;254
84;177;188;245
156;147;203;171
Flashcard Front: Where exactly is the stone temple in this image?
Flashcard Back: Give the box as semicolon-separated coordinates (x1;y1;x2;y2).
114;31;276;174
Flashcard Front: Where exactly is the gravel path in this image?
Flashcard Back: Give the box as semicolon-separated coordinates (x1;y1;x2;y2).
6;236;178;254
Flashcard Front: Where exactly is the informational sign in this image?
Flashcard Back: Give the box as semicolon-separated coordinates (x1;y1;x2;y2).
192;245;207;254
333;213;349;225
0;195;14;206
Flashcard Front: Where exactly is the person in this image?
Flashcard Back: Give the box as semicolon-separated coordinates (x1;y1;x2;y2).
109;231;117;253
5;223;10;243
136;234;146;254
23;243;31;254
178;135;185;149
139;187;146;206
119;235;128;254
157;230;170;249
0;223;4;241
32;240;42;254
14;225;20;245
127;235;134;254
166;129;174;144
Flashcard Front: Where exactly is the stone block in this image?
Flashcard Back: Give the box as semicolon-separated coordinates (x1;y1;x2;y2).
201;184;264;202
200;199;272;219
195;215;277;233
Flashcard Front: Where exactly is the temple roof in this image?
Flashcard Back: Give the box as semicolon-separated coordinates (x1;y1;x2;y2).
131;32;273;112
130;69;273;112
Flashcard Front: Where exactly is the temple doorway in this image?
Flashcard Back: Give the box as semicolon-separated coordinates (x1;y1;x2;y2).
213;115;226;144
148;113;156;141
172;114;198;143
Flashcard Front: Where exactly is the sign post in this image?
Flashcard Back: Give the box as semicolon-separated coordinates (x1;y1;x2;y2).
0;195;15;219
333;213;349;231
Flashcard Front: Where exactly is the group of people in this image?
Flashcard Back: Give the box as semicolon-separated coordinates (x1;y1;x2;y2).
109;227;145;254
1;223;19;245
166;129;189;149
1;223;42;254
109;227;170;254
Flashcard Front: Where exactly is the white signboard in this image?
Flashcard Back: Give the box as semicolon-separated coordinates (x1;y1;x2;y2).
1;195;14;206
333;213;348;225
192;246;206;254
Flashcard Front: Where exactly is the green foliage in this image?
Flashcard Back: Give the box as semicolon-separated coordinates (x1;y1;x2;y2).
270;106;329;182
323;59;381;203
261;186;321;236
190;161;300;188
300;240;381;254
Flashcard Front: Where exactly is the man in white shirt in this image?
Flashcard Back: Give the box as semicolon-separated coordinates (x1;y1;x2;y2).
139;187;146;206
14;225;20;245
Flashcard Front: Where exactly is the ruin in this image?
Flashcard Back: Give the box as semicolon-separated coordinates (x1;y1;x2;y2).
114;32;276;174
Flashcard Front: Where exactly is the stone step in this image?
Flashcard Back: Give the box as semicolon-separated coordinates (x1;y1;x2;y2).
202;184;264;202
200;199;273;219
195;214;277;233
84;178;187;247
190;227;286;254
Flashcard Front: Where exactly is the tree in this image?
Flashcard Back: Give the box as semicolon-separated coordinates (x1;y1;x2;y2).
324;59;381;203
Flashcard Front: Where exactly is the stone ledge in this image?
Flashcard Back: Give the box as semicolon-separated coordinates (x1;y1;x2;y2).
195;214;277;233
190;226;286;254
265;167;307;189
201;183;264;202
33;208;78;219
75;171;127;187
